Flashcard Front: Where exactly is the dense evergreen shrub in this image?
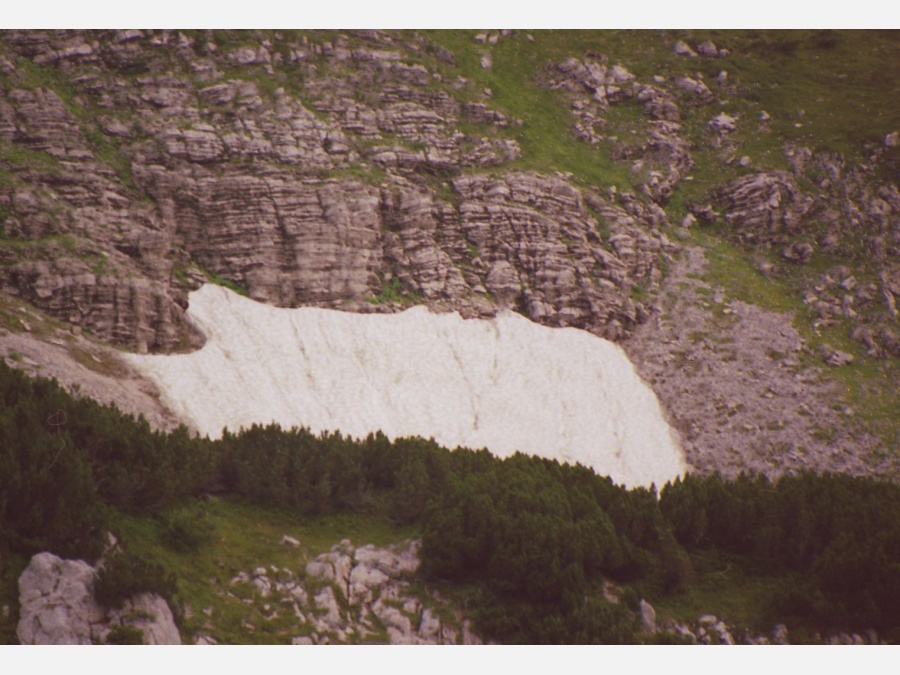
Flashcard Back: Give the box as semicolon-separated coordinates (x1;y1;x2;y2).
94;550;176;609
104;624;145;645
158;506;215;553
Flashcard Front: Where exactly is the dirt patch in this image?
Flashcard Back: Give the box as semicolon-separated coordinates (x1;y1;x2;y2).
623;246;896;481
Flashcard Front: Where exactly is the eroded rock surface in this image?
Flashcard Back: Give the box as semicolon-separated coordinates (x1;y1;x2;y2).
16;553;104;645
3;30;655;354
16;552;180;645
227;539;480;645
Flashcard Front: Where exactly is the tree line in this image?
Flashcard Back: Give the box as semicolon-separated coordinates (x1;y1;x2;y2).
1;360;898;642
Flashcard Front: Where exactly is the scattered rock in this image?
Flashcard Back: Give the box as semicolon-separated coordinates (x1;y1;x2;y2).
675;76;714;102
694;41;729;58
708;113;737;134
673;40;698;57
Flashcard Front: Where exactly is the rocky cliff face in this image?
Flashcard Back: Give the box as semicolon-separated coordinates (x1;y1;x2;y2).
0;30;668;354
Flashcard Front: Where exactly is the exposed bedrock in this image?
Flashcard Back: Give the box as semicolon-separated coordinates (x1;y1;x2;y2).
0;30;666;352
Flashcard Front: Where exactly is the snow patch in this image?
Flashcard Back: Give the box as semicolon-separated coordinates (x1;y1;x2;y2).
125;285;685;488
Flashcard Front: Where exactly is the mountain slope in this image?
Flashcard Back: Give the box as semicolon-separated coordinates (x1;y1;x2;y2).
1;29;898;480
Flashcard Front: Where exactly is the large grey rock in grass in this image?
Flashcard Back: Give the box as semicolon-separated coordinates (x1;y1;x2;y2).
782;241;815;263
17;552;180;645
372;598;414;644
673;40;698;57
713;171;813;244
675;76;714;103
306;549;353;593
708;113;737;134
697;40;721;58
17;552;105;645
418;608;442;641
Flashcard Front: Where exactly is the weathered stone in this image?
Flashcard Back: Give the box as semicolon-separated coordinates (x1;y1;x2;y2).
696;40;720;58
313;586;342;630
373;599;413;643
675;76;714;103
106;592;181;645
17;553;104;645
673;40;698;57
708;113;737;133
698;614;718;627
17;552;179;645
639;599;656;633
348;564;390;604
714;172;813;244
417;608;441;641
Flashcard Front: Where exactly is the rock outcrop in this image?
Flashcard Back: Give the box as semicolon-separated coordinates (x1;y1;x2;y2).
712;171;813;245
16;552;181;645
226;539;481;645
0;30;664;352
16;553;105;645
542;56;692;206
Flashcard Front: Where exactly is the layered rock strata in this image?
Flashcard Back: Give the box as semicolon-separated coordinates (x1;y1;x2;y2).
0;30;665;352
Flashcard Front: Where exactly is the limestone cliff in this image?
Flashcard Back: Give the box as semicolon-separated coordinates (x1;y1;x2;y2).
0;30;668;354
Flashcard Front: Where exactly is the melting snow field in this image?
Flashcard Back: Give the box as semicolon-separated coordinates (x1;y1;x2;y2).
125;285;685;488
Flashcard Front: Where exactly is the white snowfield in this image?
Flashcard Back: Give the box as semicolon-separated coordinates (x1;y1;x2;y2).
126;285;685;488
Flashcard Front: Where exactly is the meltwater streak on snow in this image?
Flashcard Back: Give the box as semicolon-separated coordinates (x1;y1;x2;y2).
125;285;685;488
